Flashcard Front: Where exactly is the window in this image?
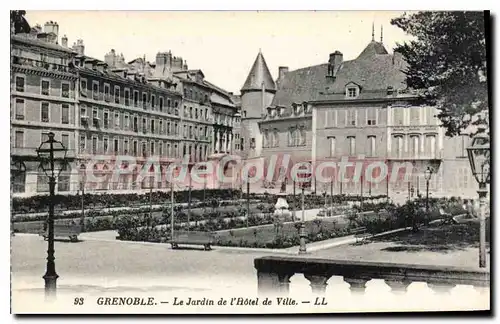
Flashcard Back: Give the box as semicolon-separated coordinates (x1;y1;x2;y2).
367;108;376;125
61;104;69;124
151;141;155;155
114;139;119;154
142;142;147;156
104;84;110;101
11;161;26;193
393;108;404;125
123;139;129;155
114;112;120;128
347;109;356;126
160;142;164;156
41;80;50;95
15;76;25;92
174;122;178;135
15;131;24;148
142;118;147;133
425;135;436;157
133;91;139;107
133;117;138;132
151;120;155;134
263;130;269;148
392;135;403;158
159;97;164;112
103;111;109;128
92;81;99;100
80;79;87;93
240;138;244;150
346;87;358;98
348;136;356;155
195;108;199;119
62;83;70;98
409;135;420;157
41;102;49;122
80;135;86;153
133;141;138;156
15;99;24;120
114;86;120;104
124;89;130;106
92;137;98;154
328;137;336;157
159;120;163;134
103;138;109;154
426;107;436;125
458;135;469;157
151;95;156;109
410;107;420;125
142;93;148;109
61;134;69;149
367;135;376;157
124;114;129;130
189;107;193;118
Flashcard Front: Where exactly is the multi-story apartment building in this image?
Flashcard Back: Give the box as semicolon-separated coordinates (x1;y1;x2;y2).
75;49;184;192
11;23;79;197
240;31;479;200
172;69;214;163
11;19;239;196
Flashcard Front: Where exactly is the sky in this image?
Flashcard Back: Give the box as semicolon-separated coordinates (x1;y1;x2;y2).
24;11;415;94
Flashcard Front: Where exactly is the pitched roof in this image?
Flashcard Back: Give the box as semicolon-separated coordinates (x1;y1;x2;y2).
270;41;408;107
241;51;276;93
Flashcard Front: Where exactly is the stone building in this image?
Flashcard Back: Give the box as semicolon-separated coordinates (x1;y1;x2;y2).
240;31;479;201
10;19;239;196
11;27;79;197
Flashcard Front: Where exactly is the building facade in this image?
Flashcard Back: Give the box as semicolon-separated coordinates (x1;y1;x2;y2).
10;19;239;197
11;30;78;196
239;32;479;201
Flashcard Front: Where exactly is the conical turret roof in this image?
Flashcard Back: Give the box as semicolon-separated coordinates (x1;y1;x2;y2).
241;51;276;93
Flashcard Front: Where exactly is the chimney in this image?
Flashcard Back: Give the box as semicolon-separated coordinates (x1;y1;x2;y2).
43;21;59;43
277;66;289;87
328;51;343;77
61;35;68;47
72;39;85;55
104;49;117;68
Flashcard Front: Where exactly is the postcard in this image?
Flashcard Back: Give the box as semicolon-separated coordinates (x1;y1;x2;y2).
10;10;490;314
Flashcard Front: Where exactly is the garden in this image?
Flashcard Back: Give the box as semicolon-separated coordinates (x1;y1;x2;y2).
12;188;474;250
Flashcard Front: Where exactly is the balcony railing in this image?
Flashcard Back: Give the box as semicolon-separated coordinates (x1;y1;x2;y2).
254;256;490;295
12;56;75;74
387;150;443;160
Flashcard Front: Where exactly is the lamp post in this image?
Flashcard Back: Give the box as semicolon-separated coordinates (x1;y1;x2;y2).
36;132;68;299
424;167;433;214
79;164;86;232
467;131;490;268
298;164;310;255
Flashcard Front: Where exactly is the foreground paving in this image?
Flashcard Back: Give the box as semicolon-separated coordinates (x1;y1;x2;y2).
11;233;489;313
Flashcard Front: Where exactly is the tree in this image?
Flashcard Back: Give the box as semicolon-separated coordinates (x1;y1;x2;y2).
10;10;31;34
391;11;489;137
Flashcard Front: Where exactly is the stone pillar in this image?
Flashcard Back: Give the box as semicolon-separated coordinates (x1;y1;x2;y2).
344;277;369;294
222;132;227;153
215;130;219;153
305;274;331;294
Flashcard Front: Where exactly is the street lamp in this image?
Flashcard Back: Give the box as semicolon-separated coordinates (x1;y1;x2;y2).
467;131;490;268
36;132;68;299
297;164;310;255
424;167;433;216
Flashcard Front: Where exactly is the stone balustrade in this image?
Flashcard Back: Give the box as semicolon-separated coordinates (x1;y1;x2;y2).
254;256;490;295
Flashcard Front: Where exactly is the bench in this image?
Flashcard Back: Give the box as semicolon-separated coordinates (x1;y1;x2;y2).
169;231;215;251
40;224;81;242
352;226;370;243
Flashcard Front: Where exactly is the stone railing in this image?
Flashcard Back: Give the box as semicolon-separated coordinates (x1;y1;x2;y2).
254;256;490;295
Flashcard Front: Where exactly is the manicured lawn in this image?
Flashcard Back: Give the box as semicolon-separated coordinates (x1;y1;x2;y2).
215;216;350;245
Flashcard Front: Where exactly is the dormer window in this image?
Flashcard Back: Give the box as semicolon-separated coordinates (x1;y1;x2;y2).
270;108;277;118
279;107;286;116
347;86;358;98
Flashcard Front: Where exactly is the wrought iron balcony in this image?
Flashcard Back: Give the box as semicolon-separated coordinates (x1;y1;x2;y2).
254;256;489;296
